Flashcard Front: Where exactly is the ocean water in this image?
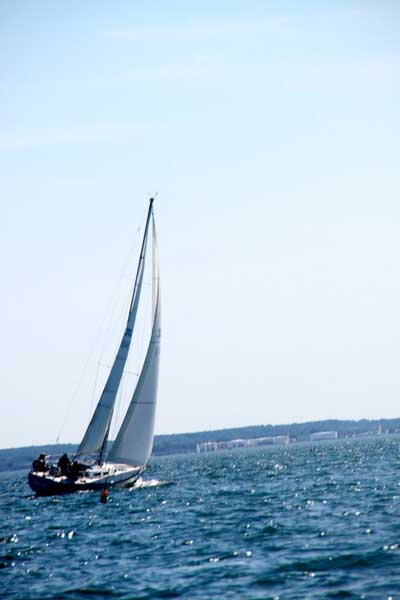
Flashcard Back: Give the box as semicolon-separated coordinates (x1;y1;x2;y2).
2;437;400;599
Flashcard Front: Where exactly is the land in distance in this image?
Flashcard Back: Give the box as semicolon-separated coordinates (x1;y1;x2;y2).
1;418;399;473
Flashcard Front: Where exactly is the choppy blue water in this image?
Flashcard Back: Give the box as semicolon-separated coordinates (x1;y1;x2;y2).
2;437;400;599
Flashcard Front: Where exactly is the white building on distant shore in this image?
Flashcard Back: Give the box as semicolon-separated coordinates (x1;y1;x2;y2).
196;435;289;454
309;431;338;441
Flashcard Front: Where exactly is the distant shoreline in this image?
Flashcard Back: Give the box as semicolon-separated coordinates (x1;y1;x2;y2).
1;417;399;473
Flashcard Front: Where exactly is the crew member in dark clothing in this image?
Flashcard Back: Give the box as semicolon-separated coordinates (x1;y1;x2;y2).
70;460;84;480
32;453;47;472
58;453;71;476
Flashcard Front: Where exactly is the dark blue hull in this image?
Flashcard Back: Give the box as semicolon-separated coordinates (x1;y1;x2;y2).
28;467;142;496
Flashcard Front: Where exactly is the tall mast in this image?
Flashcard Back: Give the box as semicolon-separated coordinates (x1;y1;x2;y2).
108;205;161;467
97;198;155;465
129;198;154;314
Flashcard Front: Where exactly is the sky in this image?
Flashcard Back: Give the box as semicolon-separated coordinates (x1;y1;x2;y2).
1;1;400;449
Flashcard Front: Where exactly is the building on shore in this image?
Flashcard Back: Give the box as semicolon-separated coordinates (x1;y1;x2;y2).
196;435;289;454
309;431;338;441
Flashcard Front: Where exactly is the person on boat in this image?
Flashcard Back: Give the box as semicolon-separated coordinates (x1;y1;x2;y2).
32;453;47;472
70;460;85;480
57;453;71;476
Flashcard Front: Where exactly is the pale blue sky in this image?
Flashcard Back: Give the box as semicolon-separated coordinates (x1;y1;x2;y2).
1;1;400;448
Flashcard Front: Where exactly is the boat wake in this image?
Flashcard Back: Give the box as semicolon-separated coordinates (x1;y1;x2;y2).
132;477;173;489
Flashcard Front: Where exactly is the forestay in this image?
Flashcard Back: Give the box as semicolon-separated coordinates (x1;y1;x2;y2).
76;205;153;460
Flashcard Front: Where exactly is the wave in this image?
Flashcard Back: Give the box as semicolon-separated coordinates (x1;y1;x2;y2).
131;477;173;489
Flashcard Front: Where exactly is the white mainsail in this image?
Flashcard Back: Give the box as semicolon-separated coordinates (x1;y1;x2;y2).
76;203;153;460
108;213;161;467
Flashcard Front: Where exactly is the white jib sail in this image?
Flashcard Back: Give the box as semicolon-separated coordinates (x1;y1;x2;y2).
76;208;152;459
108;213;161;467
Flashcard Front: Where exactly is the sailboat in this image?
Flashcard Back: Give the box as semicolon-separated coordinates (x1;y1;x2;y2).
28;198;161;495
